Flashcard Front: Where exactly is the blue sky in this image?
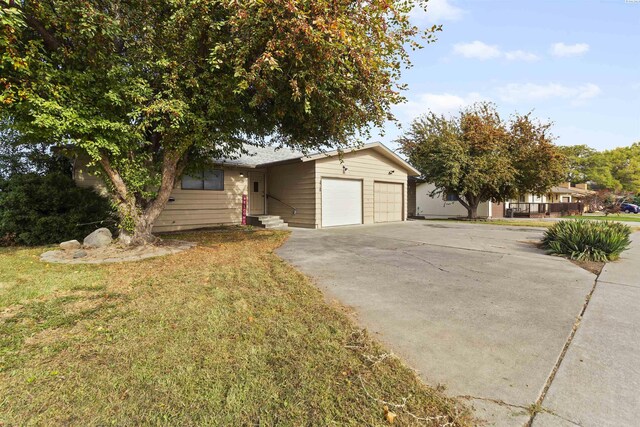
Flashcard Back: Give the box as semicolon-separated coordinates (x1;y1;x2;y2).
377;0;640;152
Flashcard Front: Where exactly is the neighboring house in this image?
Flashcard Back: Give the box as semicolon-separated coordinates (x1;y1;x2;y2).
74;142;420;232
408;180;503;219
407;181;592;219
507;183;593;215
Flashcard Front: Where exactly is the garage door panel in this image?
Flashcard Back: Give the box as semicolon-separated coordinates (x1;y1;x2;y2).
374;182;402;223
321;178;362;227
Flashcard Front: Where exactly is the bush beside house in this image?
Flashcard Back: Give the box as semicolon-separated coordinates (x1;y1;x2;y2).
0;172;114;246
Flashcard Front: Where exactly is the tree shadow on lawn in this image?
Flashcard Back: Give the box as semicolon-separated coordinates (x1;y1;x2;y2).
0;227;473;426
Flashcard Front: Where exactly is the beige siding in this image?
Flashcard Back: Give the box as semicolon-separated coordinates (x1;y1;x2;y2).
73;154;109;195
416;183;490;218
72;155;249;232
154;169;248;232
315;150;408;226
266;161;316;228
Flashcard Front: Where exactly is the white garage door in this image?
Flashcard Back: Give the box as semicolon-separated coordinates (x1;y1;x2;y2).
321;178;362;227
374;182;403;223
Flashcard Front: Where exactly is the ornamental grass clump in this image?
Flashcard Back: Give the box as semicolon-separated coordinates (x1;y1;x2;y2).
542;219;632;262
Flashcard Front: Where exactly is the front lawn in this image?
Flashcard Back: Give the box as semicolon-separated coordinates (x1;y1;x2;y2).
0;228;470;426
567;214;640;223
423;218;552;228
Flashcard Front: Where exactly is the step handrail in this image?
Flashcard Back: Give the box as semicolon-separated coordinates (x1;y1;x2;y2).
266;194;297;215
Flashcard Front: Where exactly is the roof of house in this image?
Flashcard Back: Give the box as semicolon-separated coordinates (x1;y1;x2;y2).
549;186;594;196
214;145;304;168
215;142;420;175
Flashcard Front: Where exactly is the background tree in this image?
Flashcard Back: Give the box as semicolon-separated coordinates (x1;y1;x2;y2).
559;143;640;194
0;0;439;244
558;144;596;184
398;103;566;219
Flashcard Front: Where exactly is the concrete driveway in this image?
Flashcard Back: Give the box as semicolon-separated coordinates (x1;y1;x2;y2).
277;221;598;426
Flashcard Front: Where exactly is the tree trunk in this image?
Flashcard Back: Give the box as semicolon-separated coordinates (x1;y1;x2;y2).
467;204;479;219
118;211;158;246
458;193;481;220
99;150;187;246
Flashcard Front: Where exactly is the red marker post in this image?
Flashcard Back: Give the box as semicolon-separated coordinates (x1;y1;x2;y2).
241;194;247;225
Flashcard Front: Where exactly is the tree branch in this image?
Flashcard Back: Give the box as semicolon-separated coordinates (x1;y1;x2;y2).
98;155;129;203
143;151;182;222
6;2;62;51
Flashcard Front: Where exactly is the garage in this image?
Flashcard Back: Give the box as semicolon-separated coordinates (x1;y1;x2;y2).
374;182;403;223
321;178;362;227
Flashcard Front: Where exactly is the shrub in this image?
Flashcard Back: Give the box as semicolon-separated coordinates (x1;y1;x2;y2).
0;172;115;246
542;219;632;262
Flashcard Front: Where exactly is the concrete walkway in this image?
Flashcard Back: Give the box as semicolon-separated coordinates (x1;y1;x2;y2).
277;222;598;425
533;232;640;426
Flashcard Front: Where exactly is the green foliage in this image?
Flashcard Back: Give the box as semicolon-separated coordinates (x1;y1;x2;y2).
398;102;566;218
0;172;115;246
558;144;596;184
542;220;632;262
1;0;440;239
560;142;640;193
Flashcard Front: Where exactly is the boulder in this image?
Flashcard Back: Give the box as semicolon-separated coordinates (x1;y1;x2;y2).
73;249;88;259
60;240;81;250
83;228;113;248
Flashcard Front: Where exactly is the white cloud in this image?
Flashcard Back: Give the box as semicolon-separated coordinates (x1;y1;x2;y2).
497;83;601;105
504;50;540;62
452;41;539;61
550;42;590;57
452;41;502;60
395;91;486;119
411;0;466;24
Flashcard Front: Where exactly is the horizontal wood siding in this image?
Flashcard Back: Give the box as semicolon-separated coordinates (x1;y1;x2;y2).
73;154;109;195
315;151;408;226
154;170;248;232
73;155;249;232
266;161;316;228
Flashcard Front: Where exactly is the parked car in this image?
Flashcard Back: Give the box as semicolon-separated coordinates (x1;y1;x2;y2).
620;202;639;214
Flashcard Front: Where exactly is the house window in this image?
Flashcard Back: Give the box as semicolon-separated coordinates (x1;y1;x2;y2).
446;193;458;201
182;170;224;190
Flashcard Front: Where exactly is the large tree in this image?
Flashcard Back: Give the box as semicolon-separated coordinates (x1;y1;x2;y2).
0;0;438;244
559;143;640;193
398;103;566;219
558;144;596;184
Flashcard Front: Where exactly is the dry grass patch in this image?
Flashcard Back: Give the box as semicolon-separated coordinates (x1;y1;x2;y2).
0;228;471;426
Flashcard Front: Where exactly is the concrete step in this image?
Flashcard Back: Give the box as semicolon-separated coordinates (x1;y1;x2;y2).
265;223;289;230
247;214;288;229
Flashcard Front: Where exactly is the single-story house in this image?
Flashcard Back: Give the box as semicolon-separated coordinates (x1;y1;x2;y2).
408;180;593;219
408;179;504;219
509;183;592;205
74;142;420;232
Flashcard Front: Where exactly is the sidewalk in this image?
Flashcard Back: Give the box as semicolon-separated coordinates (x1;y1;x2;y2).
533;232;640;426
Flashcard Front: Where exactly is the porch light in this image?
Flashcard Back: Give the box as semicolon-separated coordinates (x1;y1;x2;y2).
388;170;395;175
342;165;348;173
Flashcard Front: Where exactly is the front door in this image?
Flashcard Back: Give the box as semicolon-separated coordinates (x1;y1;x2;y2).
249;172;265;215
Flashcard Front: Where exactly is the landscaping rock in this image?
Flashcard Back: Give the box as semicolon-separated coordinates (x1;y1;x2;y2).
73;249;88;259
60;240;81;250
83;228;113;248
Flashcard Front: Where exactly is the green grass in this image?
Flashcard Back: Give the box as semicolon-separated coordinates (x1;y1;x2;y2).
0;229;471;426
423;218;552;228
566;214;640;223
